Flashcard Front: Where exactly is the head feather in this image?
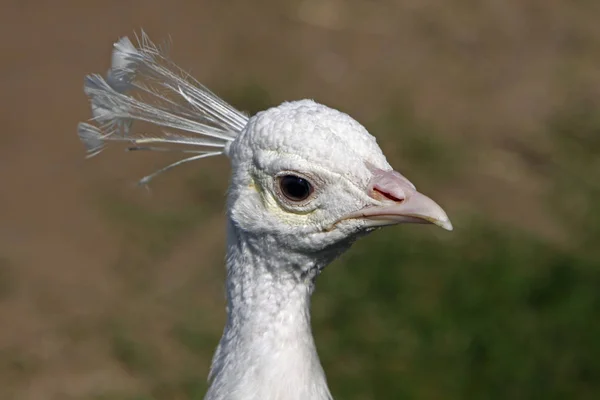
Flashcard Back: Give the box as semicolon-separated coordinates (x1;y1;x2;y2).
79;31;249;184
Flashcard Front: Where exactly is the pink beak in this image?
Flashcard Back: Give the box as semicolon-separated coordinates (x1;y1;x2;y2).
341;168;453;231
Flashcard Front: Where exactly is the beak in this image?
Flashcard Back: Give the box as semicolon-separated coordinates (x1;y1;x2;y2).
340;168;453;231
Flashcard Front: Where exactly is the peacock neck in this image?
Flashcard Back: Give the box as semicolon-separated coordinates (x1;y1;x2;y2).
204;220;333;400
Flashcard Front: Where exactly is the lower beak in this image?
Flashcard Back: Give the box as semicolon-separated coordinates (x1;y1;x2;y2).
338;168;453;231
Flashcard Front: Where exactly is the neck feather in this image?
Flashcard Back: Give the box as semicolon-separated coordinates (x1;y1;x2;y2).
204;220;333;400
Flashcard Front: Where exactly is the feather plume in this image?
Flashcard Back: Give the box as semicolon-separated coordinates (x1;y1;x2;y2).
79;31;249;184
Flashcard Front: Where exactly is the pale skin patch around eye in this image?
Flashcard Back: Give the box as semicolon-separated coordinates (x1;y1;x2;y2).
248;177;258;191
249;171;321;223
270;190;319;217
257;186;318;228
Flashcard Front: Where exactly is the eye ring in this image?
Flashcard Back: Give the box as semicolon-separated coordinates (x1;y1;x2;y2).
277;174;314;202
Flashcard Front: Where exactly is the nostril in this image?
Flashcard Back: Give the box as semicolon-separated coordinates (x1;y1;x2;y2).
372;187;404;203
366;168;412;203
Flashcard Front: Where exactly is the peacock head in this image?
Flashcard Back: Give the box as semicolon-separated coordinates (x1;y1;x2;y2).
79;34;452;257
225;99;452;253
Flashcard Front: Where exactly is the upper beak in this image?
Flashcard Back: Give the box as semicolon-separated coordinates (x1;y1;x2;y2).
340;168;453;231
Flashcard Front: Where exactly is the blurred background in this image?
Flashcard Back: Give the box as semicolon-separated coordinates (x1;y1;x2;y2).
1;0;600;399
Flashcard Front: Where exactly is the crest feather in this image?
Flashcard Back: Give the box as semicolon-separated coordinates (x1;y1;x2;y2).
79;32;249;184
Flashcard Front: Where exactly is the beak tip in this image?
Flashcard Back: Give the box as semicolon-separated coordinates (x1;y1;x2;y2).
436;218;454;231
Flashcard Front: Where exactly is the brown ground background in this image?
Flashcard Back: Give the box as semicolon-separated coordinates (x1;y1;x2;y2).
1;1;600;399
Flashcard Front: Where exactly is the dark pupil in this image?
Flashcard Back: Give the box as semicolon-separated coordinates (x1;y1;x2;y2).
280;175;312;201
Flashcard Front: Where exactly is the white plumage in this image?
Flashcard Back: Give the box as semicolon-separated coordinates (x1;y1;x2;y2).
79;33;452;400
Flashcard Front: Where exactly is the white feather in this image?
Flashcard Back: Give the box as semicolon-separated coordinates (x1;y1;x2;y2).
79;32;248;183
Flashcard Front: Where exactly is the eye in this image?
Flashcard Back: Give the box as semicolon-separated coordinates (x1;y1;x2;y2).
279;175;314;202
